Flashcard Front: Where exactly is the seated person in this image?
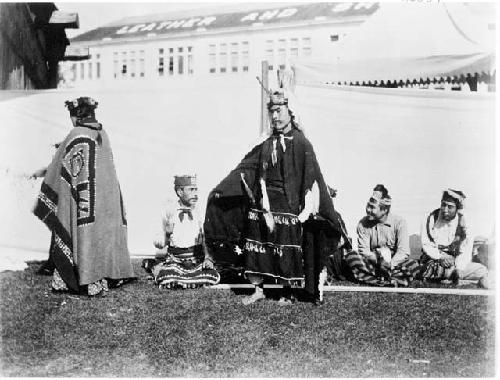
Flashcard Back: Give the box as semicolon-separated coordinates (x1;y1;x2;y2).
345;184;420;287
143;175;220;289
419;189;488;288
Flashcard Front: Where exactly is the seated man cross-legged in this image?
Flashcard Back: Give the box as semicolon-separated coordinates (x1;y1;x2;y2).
345;184;420;287
419;189;489;288
143;175;220;289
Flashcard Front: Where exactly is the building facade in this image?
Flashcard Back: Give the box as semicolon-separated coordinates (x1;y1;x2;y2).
61;2;378;88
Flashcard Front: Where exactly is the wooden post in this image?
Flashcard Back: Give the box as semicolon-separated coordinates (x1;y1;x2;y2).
260;60;269;136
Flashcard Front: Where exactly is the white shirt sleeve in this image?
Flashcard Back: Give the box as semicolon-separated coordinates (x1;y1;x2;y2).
153;200;176;248
420;217;441;260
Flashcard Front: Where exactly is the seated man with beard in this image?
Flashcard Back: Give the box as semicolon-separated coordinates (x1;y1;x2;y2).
143;175;220;289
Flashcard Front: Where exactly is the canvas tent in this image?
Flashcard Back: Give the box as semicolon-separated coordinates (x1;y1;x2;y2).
291;2;495;84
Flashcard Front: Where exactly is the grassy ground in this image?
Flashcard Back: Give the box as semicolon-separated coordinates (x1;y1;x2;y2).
0;260;494;377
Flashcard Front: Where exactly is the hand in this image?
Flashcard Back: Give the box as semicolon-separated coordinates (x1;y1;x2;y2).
380;259;392;274
202;259;215;270
29;168;47;179
153;236;165;249
377;247;392;264
440;253;455;268
365;252;378;266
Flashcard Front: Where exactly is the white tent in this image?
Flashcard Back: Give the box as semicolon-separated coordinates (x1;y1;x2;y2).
0;80;495;268
292;2;495;84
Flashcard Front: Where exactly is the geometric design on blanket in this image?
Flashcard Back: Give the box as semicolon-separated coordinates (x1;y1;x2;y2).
153;261;220;288
61;136;96;226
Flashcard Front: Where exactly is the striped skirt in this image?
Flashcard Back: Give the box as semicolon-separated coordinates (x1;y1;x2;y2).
344;250;420;286
152;246;220;288
419;255;455;281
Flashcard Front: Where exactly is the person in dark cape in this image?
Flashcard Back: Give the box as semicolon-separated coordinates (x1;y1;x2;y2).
32;97;135;297
204;90;343;304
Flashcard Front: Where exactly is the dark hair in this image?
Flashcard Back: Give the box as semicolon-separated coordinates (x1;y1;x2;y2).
373;184;391;211
373;184;389;198
65;97;98;120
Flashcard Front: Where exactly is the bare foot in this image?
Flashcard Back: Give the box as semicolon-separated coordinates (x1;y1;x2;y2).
277;297;293;305
242;289;265;305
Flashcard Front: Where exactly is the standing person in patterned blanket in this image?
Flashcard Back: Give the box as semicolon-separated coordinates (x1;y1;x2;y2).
143;175;220;289
33;97;135;297
204;90;343;305
345;184;420;286
419;189;489;288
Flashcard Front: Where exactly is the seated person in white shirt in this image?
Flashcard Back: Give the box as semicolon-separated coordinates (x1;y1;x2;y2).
419;189;488;288
143;175;220;289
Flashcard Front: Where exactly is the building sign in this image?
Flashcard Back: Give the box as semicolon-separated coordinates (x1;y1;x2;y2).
72;2;379;43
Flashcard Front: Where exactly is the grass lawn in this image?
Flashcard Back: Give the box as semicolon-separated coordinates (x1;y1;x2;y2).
0;259;494;377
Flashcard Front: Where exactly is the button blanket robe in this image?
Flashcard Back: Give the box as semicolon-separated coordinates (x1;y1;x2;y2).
204;125;342;299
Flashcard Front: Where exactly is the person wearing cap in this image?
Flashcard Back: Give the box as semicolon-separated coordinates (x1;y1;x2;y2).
419;189;489;288
345;184;420;286
143;175;220;289
205;89;343;304
32;97;135;297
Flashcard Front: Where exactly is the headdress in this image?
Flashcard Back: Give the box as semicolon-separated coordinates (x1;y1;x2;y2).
174;175;197;187
65;97;98;118
267;90;288;108
369;190;392;206
441;188;466;209
255;76;289;109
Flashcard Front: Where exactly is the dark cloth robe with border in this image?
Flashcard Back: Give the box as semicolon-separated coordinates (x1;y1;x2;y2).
33;123;134;292
204;125;342;298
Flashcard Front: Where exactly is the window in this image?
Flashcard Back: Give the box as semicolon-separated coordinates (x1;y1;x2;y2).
187;46;193;75
330;34;339;42
130;60;136;77
168;48;174;75
113;52;119;78
290;38;299;58
88;62;93;79
158;49;164;76
231;43;238;72
80;62;84;80
265;40;274;70
121;51;127;77
130;51;136;77
278;39;286;70
302;37;311;56
71;64;76;81
139;51;145;77
241;41;249;72
219;43;227;73
158;57;164;76
178;47;184;75
96;62;101;79
209;44;216;73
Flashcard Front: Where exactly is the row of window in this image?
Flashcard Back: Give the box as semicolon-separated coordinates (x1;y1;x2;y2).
113;51;146;79
265;37;311;71
208;41;250;73
71;54;101;81
70;37;315;81
158;46;194;76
